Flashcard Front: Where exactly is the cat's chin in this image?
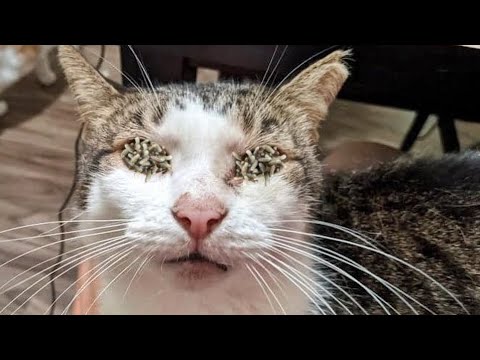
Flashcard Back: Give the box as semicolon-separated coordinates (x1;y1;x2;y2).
166;262;231;290
153;252;231;289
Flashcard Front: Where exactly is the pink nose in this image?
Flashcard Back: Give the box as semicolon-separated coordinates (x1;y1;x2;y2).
172;194;226;243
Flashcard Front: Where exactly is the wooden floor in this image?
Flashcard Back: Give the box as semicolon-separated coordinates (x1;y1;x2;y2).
1;45;480;315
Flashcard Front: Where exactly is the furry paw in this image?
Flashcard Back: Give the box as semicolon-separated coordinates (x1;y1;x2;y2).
0;100;8;116
37;70;57;86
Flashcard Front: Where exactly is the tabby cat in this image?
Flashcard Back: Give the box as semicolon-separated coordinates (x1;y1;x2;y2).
54;45;478;315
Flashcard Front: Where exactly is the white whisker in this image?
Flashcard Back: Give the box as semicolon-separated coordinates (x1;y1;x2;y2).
261;250;354;315
271;236;427;314
4;237;131;315
0;227;128;273
267;227;467;313
0;234;128;295
0;222;128;243
245;264;276;315
251;253;327;315
245;256;286;315
62;244;137;315
122;246;156;301
0;219;129;236
85;245;142;315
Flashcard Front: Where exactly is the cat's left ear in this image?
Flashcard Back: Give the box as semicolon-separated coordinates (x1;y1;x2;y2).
275;49;351;122
58;45;120;120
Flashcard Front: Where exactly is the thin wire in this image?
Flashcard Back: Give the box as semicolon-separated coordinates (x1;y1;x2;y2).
49;123;84;315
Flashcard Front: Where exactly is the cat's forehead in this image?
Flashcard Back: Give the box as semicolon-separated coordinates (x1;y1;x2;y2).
94;82;295;150
157;82;257;113
159;99;244;148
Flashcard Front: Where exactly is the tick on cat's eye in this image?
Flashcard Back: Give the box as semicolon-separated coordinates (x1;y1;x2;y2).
232;145;287;182
121;137;172;181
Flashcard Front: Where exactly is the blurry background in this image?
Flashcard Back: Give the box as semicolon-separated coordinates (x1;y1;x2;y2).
1;44;480;314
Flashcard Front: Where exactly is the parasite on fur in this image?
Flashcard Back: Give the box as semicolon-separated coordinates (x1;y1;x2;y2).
233;145;287;182
121;137;172;181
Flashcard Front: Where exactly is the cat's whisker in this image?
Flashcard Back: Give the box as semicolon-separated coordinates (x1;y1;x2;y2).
0;227;129;273
249;45;279;113
264;45;289;90
0;234;129;295
245;263;277;315
43;247;125;315
22;211;86;241
243;252;289;301
0;222;128;243
127;45;164;118
3;237;131;315
261;230;394;314
62;244;138;315
249;253;327;315
268;243;394;315
59;247;132;315
259;250;354;315
259;46;279;89
265;252;347;315
81;46;144;92
266;227;468;314
44;238;136;315
258;251;337;315
270;235;432;314
0;219;130;236
250;45;289;118
244;254;286;315
80;46;158;117
265;219;384;250
122;246;156;302
64;249;132;315
85;245;142;315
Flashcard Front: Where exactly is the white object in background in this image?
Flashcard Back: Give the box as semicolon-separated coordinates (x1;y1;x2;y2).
0;100;7;116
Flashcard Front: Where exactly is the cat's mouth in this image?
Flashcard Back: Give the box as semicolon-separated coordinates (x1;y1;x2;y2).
166;252;229;272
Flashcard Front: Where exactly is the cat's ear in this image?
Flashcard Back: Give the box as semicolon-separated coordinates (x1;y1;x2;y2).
275;49;351;121
58;45;119;120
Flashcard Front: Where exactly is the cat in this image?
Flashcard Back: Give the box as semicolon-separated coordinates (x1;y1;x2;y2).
0;45;80;117
55;45;479;315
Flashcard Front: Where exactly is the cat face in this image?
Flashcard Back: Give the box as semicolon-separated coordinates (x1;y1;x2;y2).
59;46;349;293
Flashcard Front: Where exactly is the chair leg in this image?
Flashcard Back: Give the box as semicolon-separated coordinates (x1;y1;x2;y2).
438;116;460;153
401;112;430;152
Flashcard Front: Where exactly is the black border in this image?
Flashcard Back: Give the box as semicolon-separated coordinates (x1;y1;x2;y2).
2;315;479;343
0;7;478;44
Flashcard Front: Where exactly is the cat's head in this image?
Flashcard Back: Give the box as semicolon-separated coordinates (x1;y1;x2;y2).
59;45;349;286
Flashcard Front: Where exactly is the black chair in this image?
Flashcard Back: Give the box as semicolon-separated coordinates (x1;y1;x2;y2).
120;45;480;153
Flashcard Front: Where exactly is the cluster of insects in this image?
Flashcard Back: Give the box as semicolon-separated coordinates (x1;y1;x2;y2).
122;138;287;183
232;145;287;182
121;137;172;181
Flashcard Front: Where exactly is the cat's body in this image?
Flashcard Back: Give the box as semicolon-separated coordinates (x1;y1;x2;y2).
317;153;480;314
56;46;479;315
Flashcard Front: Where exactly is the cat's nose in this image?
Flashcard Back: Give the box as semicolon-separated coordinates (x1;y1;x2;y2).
172;194;227;243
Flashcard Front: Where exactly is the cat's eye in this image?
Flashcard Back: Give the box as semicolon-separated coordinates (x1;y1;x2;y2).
121;137;172;181
233;145;287;181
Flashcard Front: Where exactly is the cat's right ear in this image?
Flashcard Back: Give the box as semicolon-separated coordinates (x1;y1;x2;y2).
58;45;120;120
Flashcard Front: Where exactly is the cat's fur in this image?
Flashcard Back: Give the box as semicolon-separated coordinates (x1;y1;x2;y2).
58;45;479;315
